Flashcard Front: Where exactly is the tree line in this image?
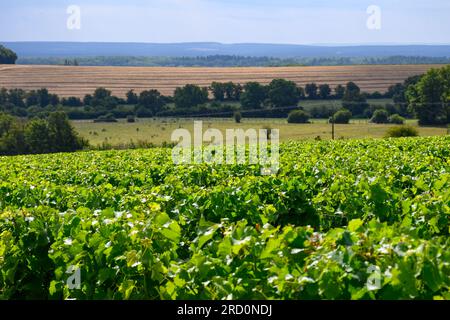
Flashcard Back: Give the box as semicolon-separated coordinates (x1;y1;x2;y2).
0;65;449;125
0;80;388;118
16;55;450;67
5;43;449;67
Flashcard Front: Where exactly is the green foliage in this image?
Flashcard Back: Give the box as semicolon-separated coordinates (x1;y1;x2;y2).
0;45;18;64
82;88;123;111
6;89;26;108
24;119;52;154
174;84;209;109
287;110;310;123
210;82;242;101
368;91;384;99
309;105;335;119
62;97;83;107
386;74;422;111
389;114;406;125
268;79;301;108
332;109;352;124
93;88;112;101
0;113;26;155
83;94;93;106
305;83;318;99
138;90;165;115
210;82;226;101
371;109;390;124
319;84;332;99
126;90;139;105
1;79;389;120
386;126;419;138
32;88;59;108
0;137;448;299
240;82;268;109
334;85;345;99
343;82;369;116
407;66;450;125
0;112;87;155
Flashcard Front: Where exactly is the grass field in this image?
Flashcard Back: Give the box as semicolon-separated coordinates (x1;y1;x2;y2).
72;117;448;147
0;64;444;97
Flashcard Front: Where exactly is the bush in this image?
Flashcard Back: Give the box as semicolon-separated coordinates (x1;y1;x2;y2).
371;109;389;124
389;114;405;125
233;111;242;123
386;126;419;138
287;110;310;124
332;109;352;124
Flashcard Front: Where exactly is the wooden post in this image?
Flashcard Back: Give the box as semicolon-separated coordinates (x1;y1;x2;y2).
329;116;335;140
332;120;335;140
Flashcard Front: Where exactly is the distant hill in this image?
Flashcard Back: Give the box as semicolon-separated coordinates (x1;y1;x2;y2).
2;42;450;58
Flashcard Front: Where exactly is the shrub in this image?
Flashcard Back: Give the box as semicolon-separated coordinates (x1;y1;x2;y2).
389;114;405;125
287;110;310;124
332;109;352;124
371;109;389;124
386;126;419;138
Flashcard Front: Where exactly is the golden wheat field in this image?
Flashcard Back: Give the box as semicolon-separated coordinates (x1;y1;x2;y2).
0;64;444;98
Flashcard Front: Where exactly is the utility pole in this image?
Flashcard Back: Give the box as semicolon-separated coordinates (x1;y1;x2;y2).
330;100;337;140
329;116;335;140
328;116;335;139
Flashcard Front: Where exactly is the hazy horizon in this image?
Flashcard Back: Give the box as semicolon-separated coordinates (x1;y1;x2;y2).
3;41;450;46
1;0;449;45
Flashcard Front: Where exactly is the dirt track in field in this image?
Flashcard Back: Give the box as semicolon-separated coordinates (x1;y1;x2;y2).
0;64;444;97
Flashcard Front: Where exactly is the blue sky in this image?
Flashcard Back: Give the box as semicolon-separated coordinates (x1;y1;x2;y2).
1;0;449;44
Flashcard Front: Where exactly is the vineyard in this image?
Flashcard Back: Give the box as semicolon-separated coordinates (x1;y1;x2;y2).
0;136;449;300
0;64;443;97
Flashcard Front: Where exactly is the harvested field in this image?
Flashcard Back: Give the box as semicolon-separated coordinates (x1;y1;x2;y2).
0;64;444;97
